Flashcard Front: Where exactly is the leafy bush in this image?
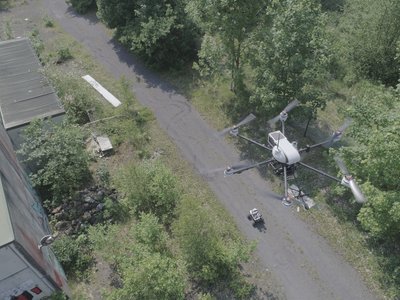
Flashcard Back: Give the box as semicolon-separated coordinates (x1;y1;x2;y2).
48;73;96;124
108;253;186;300
102;197;128;222
96;0;198;69
4;20;12;39
89;214;187;300
95;163;110;187
30;28;44;58
18;119;90;207
173;197;254;285
51;235;93;279
338;0;400;86
43;15;54;27
44;291;69;300
67;0;95;14
116;160;180;224
56;47;73;64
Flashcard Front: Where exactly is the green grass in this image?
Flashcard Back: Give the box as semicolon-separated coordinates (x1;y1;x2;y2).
161;69;235;131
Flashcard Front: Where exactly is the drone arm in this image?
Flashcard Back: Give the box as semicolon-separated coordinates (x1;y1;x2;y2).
225;158;275;176
298;162;341;183
299;120;352;153
236;134;272;150
298;139;332;153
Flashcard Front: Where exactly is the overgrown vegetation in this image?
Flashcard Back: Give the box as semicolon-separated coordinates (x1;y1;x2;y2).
18;120;90;208
11;9;257;299
65;0;400;297
89;214;187;300
66;0;94;14
115;160;180;225
173;197;254;286
51;234;93;279
95;0;198;69
6;0;400;297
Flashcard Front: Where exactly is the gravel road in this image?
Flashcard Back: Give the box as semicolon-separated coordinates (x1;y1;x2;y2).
40;1;378;299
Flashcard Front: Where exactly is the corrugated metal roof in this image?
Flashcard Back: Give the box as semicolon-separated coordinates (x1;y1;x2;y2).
0;38;64;129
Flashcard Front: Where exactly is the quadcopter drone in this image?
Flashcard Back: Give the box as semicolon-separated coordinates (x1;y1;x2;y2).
221;99;366;206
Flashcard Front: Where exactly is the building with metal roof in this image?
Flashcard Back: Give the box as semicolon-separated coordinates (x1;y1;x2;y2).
0;124;69;298
0;38;69;298
0;38;64;148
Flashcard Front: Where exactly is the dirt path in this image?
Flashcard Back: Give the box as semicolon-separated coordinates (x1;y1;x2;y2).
7;1;377;299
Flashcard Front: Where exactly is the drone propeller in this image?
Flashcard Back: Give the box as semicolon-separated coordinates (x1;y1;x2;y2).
218;113;256;136
325;119;352;147
224;163;255;176
334;157;366;203
267;99;300;126
224;158;274;176
199;166;229;179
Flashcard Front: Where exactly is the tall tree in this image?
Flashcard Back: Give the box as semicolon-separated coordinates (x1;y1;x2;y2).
96;0;197;69
187;0;268;91
248;0;330;118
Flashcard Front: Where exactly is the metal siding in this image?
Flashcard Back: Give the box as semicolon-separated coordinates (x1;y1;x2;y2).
0;246;54;299
0;245;26;282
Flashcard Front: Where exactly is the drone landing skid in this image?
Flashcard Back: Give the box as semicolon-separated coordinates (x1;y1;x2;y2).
285;185;316;210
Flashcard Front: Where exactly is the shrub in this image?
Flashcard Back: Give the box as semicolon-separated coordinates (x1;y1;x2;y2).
56;47;73;64
67;0;95;14
51;235;93;279
43;15;54;27
18;120;90;207
116;160;180;224
48;73;96;125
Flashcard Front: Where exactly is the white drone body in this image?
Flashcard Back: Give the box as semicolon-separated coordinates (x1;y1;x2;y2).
220;99;366;204
268;131;300;164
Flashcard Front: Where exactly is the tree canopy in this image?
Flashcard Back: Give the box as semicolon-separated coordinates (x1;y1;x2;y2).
187;0;267;90
96;0;198;69
340;82;400;242
248;0;331;118
337;0;400;86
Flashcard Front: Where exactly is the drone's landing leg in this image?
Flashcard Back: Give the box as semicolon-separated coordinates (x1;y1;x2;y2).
282;165;292;206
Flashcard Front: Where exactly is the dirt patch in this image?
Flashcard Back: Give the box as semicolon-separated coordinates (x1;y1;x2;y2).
0;0;43;40
86;254;114;300
241;258;286;300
